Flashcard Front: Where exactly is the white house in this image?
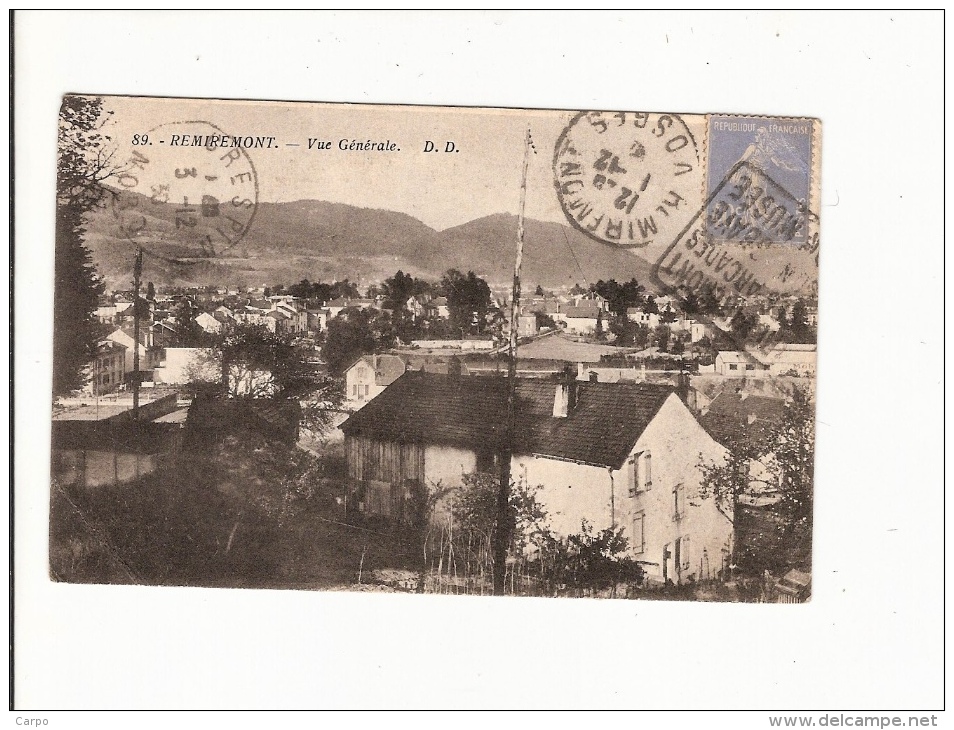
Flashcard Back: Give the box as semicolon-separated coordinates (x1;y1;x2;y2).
153;347;217;385
690;321;715;343
627;308;660;329
341;372;732;585
562;303;601;335
343;354;408;410
715;351;768;377
764;344;817;377
195;311;224;334
106;327;159;376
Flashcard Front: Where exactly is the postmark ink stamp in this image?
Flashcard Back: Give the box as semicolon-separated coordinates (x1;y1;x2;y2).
652;158;820;307
109;120;259;259
553;111;702;250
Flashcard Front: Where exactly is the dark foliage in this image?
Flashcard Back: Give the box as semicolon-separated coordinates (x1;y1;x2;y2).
54;96;116;396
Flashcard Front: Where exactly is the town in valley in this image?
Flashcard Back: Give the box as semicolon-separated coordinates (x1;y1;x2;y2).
51;96;817;603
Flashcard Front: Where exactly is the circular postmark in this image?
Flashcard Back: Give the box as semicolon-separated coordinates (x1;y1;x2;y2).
553;111;700;250
109;120;258;259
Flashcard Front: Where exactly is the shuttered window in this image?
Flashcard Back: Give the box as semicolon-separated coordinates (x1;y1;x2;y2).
633;511;646;554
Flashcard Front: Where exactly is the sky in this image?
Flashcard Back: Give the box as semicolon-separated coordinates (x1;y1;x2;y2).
101;95;576;231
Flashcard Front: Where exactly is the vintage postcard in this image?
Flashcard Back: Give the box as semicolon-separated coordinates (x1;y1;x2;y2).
50;95;819;603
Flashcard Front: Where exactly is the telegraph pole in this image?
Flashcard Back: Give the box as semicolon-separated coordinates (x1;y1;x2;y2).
494;128;532;595
132;246;142;420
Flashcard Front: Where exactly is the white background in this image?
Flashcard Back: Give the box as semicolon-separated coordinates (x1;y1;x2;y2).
9;9;946;721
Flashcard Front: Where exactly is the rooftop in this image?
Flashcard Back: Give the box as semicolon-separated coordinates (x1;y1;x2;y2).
341;371;676;469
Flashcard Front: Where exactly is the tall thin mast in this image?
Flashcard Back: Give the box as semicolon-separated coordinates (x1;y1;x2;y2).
494;128;532;595
132;246;142;420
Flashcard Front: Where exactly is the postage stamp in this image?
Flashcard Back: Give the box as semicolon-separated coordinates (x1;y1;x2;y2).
706;115;814;246
48;95;818;605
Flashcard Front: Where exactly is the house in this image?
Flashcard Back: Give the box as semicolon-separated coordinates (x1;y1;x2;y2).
326;298;375;319
690;321;715;343
195;311;224;334
764;344;817;377
517;314;538;338
85;340;127;395
344;354;408;409
153;347;217;385
699;391;787;507
627;308;660;329
562;303;601;335
106;327;160;378
305;308;330;334
714;351;768;377
424;296;450;320
341;371;732;585
150;320;178;348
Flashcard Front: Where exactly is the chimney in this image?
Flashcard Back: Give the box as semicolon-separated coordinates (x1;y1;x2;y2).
553;364;577;418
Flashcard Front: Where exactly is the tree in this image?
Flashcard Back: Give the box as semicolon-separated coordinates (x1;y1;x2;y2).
698;387;815;576
441;269;491;335
186;322;320;400
654;324;671;353
730;307;757;341
776;306;789;330
381;270;415;312
146;282;156;300
173;300;210;347
534;284;545;296
771;388;815;564
595;310;606;341
53;96;117;396
681;291;700;316
321;307;395;375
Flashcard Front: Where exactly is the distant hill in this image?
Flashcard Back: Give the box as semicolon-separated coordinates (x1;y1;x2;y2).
83;196;805;296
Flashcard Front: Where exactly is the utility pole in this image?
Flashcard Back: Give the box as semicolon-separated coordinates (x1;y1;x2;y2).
494;128;532;595
132;246;142;420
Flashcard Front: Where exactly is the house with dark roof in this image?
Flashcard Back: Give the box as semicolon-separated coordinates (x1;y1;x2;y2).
341;370;732;585
699;391;787;507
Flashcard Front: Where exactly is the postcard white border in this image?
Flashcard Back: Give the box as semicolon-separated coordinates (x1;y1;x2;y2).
11;9;946;716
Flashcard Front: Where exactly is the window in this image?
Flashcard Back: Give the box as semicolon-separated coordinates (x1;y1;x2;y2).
629;451;652;496
673;483;685;521
351;384;358;396
728;363;738;371
745;363;756;370
681;535;691;571
632;511;646;554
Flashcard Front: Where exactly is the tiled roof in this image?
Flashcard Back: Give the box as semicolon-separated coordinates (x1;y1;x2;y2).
699;392;785;448
341;371;675;469
564;303;600;319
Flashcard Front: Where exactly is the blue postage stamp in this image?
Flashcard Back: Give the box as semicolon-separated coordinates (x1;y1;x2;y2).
707;116;813;244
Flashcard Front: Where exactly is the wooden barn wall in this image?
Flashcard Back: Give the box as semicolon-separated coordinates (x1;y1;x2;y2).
345;435;424;486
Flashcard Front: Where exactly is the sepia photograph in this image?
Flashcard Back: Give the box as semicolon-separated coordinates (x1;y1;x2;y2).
50;95;818;603
12;9;943;717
